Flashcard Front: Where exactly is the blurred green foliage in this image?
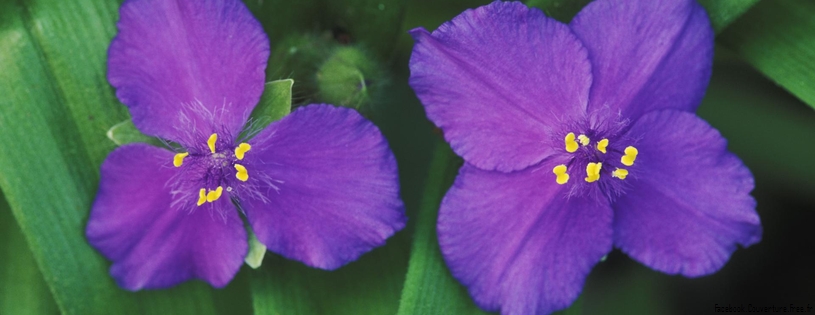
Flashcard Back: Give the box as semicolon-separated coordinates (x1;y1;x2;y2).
1;0;814;315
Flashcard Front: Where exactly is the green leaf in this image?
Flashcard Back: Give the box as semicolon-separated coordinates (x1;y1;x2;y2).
395;140;487;315
718;0;815;109
247;79;294;131
697;0;760;33
251;234;411;315
0;195;59;315
0;0;221;313
106;119;163;147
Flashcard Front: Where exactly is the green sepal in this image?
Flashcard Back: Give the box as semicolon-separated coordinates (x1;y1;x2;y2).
106;119;163;147
242;79;294;139
244;229;267;269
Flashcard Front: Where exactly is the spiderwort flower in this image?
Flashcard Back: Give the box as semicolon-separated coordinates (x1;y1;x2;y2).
86;0;405;290
409;0;761;314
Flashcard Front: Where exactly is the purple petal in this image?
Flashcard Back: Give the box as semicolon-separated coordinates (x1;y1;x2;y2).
86;144;247;290
570;0;713;120
108;0;269;143
439;163;613;314
241;104;405;270
409;1;592;172
613;110;761;277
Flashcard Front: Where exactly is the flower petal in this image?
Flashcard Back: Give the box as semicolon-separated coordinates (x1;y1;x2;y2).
108;0;269;143
241;104;406;270
439;163;613;314
570;0;713;120
613;110;761;277
86;144;247;290
409;1;592;172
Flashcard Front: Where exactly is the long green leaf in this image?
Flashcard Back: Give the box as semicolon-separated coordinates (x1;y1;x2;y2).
0;195;59;315
395;140;486;315
0;0;221;313
718;0;815;109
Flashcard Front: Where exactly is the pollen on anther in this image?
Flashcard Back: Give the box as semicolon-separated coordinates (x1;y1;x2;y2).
234;164;249;182
565;133;579;153
612;168;629;180
235;143;251;160
552;164;569;185
173;152;189;167
207;133;218;153
577;134;590;146
597;139;609;154
196;188;207;206
585;162;602;183
206;186;223;202
621;146;638;166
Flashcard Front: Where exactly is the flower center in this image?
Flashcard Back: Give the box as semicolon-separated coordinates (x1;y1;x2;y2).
171;133;252;207
552;131;638;186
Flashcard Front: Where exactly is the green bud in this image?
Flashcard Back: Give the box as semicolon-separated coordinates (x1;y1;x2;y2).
316;46;385;112
267;33;335;86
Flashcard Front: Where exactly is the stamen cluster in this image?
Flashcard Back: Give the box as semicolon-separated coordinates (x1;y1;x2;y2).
171;133;252;208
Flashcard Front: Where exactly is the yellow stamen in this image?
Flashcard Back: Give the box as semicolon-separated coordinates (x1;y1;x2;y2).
552;164;569;185
197;188;207;206
621;146;638;166
565;132;579;153
234;164;249;182
206;186;223;202
207;133;218;153
612;168;629;180
235;143;252;160
577;134;590;146
173;152;189;167
596;139;609;154
585;162;602;183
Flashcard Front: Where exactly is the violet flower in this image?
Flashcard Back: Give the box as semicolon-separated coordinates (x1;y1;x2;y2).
409;0;761;314
86;0;405;290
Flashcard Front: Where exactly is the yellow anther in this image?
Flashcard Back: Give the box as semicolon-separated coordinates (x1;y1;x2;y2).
577;134;590;146
207;133;218;153
552;164;569;185
585;162;602;183
597;139;609;154
206;186;223;203
235;143;252;160
612;168;629;180
173;152;189;167
621;146;638;166
234;164;249;182
565;132;579;153
197;188;207;206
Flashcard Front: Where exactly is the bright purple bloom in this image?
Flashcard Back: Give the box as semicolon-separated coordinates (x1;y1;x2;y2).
86;0;405;290
409;0;761;314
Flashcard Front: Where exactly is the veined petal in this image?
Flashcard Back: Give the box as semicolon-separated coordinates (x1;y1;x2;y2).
409;1;592;172
570;0;713;120
241;104;405;270
108;0;269;143
613;110;761;277
86;144;247;290
439;163;613;315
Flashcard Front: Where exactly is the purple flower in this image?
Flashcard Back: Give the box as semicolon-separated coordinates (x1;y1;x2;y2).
409;0;762;314
86;0;405;290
